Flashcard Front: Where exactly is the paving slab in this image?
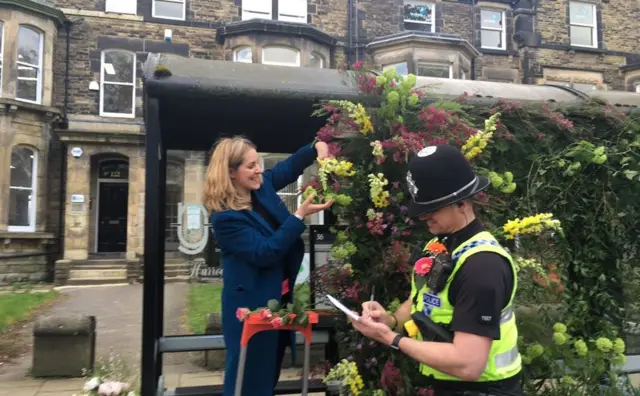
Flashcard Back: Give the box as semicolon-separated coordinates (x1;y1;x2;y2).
37;378;84;392
0;387;41;396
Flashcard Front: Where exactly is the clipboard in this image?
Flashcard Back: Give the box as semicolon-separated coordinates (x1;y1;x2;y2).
326;294;360;322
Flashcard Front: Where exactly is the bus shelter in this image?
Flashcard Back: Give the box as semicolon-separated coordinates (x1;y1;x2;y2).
140;53;368;396
140;53;640;396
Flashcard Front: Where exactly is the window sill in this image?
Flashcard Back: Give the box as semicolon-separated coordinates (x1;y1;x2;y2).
480;48;514;56
0;231;56;240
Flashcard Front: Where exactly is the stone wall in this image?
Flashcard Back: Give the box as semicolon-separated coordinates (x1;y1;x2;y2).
0;236;55;284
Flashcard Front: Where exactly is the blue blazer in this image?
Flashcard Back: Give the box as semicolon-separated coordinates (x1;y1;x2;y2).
211;143;318;396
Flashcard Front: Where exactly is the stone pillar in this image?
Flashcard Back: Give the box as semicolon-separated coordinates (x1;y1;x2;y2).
127;148;145;260
184;151;206;206
63;149;90;260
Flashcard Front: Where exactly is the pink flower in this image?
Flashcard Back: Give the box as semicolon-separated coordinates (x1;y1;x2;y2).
270;317;284;328
414;257;433;276
259;309;272;320
236;308;250;321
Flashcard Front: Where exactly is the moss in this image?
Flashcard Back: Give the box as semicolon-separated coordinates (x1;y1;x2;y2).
154;64;172;78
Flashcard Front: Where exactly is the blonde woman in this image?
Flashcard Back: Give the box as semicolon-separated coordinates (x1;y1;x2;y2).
204;136;333;396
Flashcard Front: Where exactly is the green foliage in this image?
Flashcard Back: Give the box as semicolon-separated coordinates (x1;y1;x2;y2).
309;67;640;394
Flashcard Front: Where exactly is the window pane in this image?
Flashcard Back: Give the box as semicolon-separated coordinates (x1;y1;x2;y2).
103;51;134;83
234;47;252;63
155;0;184;18
309;54;323;68
417;63;449;78
9;189;32;227
18;26;41;66
263;47;299;66
570;2;594;25
18;65;37;78
103;84;134;114
11;147;35;188
404;2;433;23
481;30;503;48
570;25;593;46
383;62;408;76
481;10;502;29
17;77;38;102
278;0;306;22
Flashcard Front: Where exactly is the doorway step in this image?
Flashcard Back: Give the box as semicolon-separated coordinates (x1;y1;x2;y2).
66;259;129;286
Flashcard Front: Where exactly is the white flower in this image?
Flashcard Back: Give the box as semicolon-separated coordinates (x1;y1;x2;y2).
84;377;101;391
98;381;128;395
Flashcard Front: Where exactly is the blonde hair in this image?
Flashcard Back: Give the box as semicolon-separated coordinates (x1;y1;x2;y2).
203;136;258;213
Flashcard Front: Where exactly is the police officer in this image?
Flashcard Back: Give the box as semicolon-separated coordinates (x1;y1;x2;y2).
352;144;523;396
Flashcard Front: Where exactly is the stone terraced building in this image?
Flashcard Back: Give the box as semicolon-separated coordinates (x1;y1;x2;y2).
0;0;639;285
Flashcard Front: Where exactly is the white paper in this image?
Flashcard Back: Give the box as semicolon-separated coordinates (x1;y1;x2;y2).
326;294;360;322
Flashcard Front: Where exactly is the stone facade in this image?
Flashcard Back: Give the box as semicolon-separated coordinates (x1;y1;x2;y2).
0;0;638;284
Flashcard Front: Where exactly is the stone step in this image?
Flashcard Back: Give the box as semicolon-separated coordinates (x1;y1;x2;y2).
69;268;128;279
66;277;129;286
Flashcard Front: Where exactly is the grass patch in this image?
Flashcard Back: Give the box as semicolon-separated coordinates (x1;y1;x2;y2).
0;290;59;333
186;283;223;334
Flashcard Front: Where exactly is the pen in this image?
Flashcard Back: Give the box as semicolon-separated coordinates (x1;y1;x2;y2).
367;286;375;319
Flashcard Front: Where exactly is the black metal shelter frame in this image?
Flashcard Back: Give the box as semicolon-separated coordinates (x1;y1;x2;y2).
140;53;640;396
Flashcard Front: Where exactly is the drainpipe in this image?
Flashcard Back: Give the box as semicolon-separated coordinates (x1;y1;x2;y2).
61;20;71;129
347;0;354;65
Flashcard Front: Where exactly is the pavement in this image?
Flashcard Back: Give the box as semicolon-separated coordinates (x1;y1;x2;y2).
0;283;323;396
0;368;324;396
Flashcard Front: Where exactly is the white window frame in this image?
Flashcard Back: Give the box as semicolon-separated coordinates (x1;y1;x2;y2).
569;1;598;48
480;9;506;50
233;46;253;63
242;0;273;20
416;62;453;79
152;0;186;21
278;0;307;23
403;1;436;33
16;25;43;105
100;50;136;118
262;46;300;67
309;52;324;68
636;85;640;94
0;21;4;97
106;0;137;14
8;146;38;233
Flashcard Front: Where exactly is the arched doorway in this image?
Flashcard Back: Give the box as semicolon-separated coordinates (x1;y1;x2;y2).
95;159;129;253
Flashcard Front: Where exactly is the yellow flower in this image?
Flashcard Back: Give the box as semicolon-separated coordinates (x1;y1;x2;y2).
502;213;562;240
368;173;390;208
461;112;500;160
318;158;356;191
328;100;374;135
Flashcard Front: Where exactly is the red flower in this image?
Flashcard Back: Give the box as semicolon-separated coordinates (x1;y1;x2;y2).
270;317;284;328
236;308;250;321
414;257;433;276
259;309;272;320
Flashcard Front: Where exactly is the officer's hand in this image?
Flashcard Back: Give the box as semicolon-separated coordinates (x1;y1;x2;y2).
362;301;391;328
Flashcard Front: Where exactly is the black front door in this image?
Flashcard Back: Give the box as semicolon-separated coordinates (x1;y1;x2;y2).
97;182;128;252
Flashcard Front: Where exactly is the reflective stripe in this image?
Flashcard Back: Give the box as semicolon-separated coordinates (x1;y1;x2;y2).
494;345;519;369
500;306;514;324
452;239;500;262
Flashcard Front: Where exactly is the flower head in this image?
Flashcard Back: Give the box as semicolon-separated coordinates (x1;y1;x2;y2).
259;309;272;320
414;257;433;276
236;308;250;321
270;317;284;328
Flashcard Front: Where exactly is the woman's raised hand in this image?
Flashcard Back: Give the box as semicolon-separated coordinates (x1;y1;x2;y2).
315;141;331;160
295;193;334;218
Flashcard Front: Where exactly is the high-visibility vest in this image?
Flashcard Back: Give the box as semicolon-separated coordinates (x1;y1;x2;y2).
408;231;522;382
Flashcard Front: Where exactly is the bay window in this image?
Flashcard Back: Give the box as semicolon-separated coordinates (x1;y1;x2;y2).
262;46;300;67
9;146;38;232
16;25;43;104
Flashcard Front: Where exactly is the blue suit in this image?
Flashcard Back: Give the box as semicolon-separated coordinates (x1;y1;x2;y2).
211;143;318;396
